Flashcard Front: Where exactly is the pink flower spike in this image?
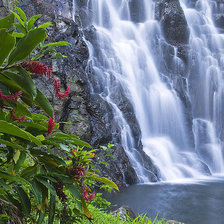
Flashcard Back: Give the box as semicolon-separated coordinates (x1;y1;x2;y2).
21;61;53;77
10;111;26;122
47;115;55;136
0;90;22;101
82;188;95;201
53;77;70;99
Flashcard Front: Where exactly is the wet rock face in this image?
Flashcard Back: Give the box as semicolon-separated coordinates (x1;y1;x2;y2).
210;0;224;31
10;0;141;187
15;0;92;141
154;0;194;147
156;0;190;46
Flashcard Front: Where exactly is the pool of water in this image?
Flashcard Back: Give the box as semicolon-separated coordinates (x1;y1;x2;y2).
106;176;224;224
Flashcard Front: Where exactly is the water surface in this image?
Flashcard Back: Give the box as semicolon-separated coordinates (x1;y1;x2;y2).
107;177;224;224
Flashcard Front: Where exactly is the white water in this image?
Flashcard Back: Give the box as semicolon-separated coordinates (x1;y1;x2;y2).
74;0;224;182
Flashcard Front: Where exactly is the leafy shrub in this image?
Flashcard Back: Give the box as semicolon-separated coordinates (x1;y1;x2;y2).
0;7;118;223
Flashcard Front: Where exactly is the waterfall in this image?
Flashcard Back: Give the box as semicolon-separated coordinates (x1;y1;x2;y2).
74;0;224;182
180;0;224;174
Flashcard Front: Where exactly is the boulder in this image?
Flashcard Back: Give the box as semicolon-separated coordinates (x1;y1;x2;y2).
156;0;190;46
167;220;185;224
112;206;136;221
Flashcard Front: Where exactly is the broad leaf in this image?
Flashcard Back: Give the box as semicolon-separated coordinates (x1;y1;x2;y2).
11;32;25;38
13;150;21;164
38;22;52;29
93;176;119;191
48;194;56;224
0;139;25;150
0;171;29;185
0;120;42;146
3;68;37;99
65;183;81;200
14;151;26;171
81;197;92;220
15;7;27;23
43;41;71;48
15;102;32;117
0;14;15;29
27;14;42;30
34;89;53;117
0;180;14;193
14;23;26;33
35;177;56;196
0;29;15;66
15;186;31;216
30;180;43;204
8;28;47;65
21;165;37;178
10;11;24;26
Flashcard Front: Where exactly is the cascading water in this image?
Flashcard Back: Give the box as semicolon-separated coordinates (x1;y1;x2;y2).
74;0;224;182
180;0;224;174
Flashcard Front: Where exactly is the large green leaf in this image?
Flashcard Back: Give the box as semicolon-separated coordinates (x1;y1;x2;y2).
15;102;32;117
15;7;27;23
35;177;56;196
3;68;37;99
48;194;56;224
30;180;42;204
93;175;119;191
0;29;15;66
0;171;29;185
8;28;47;65
27;14;42;30
10;11;24;26
49;136;92;148
0;139;25;150
0;120;42;146
43;41;71;48
0;14;15;29
81;197;92;220
65;183;81;200
21;165;37;178
34;89;53;117
15;186;31;216
0;180;14;194
14;151;26;171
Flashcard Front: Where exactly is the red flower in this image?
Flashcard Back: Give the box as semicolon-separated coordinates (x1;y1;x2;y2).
47;113;55;136
0;90;22;101
68;166;85;179
10;111;26;122
53;77;70;99
72;148;77;156
21;61;53;77
82;187;95;201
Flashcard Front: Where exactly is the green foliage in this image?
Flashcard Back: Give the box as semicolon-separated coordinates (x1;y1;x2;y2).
0;8;118;223
80;206;168;224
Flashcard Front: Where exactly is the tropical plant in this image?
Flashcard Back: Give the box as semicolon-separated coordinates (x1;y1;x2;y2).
0;7;118;223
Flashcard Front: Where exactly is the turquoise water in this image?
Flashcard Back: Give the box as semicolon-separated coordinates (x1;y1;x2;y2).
107;177;224;224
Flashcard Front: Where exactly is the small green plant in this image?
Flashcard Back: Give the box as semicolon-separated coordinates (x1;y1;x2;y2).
0;7;118;223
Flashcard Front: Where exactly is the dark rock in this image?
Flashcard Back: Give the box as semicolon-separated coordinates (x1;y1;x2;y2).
128;0;146;23
156;0;190;46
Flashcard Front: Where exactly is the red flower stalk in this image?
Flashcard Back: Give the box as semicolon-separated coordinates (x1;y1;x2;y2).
72;148;77;156
21;61;53;77
10;111;26;122
53;77;71;99
82;187;95;201
0;90;22;101
47;113;55;136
